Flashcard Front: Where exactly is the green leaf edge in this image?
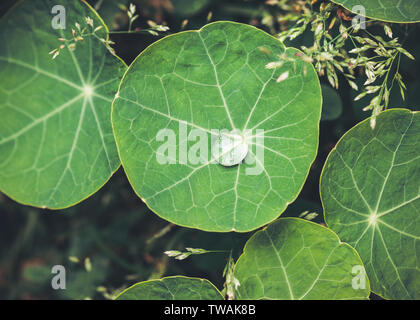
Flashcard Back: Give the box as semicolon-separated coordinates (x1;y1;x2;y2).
319;107;418;300
0;0;128;210
233;217;371;300
330;0;420;24
111;20;323;233
114;275;225;300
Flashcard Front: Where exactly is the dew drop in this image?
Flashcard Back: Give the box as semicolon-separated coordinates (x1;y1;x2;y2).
212;131;248;167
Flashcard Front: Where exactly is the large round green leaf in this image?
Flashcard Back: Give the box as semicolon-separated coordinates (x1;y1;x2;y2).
112;21;322;232
331;0;420;23
0;0;125;208
321;109;419;299
234;218;370;299
115;276;224;300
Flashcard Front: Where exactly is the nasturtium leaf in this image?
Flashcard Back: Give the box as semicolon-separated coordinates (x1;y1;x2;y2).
112;21;322;232
115;276;224;300
0;0;125;209
331;0;420;23
320;109;419;299
234;218;370;300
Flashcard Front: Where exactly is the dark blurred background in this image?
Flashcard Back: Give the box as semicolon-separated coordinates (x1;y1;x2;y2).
0;0;418;299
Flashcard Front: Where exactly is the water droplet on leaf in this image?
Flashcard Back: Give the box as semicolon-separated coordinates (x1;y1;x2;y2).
212;131;248;167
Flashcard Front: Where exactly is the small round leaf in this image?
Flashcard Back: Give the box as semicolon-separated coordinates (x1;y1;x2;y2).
115;276;224;300
234;218;370;300
0;0;125;208
321;109;419;299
